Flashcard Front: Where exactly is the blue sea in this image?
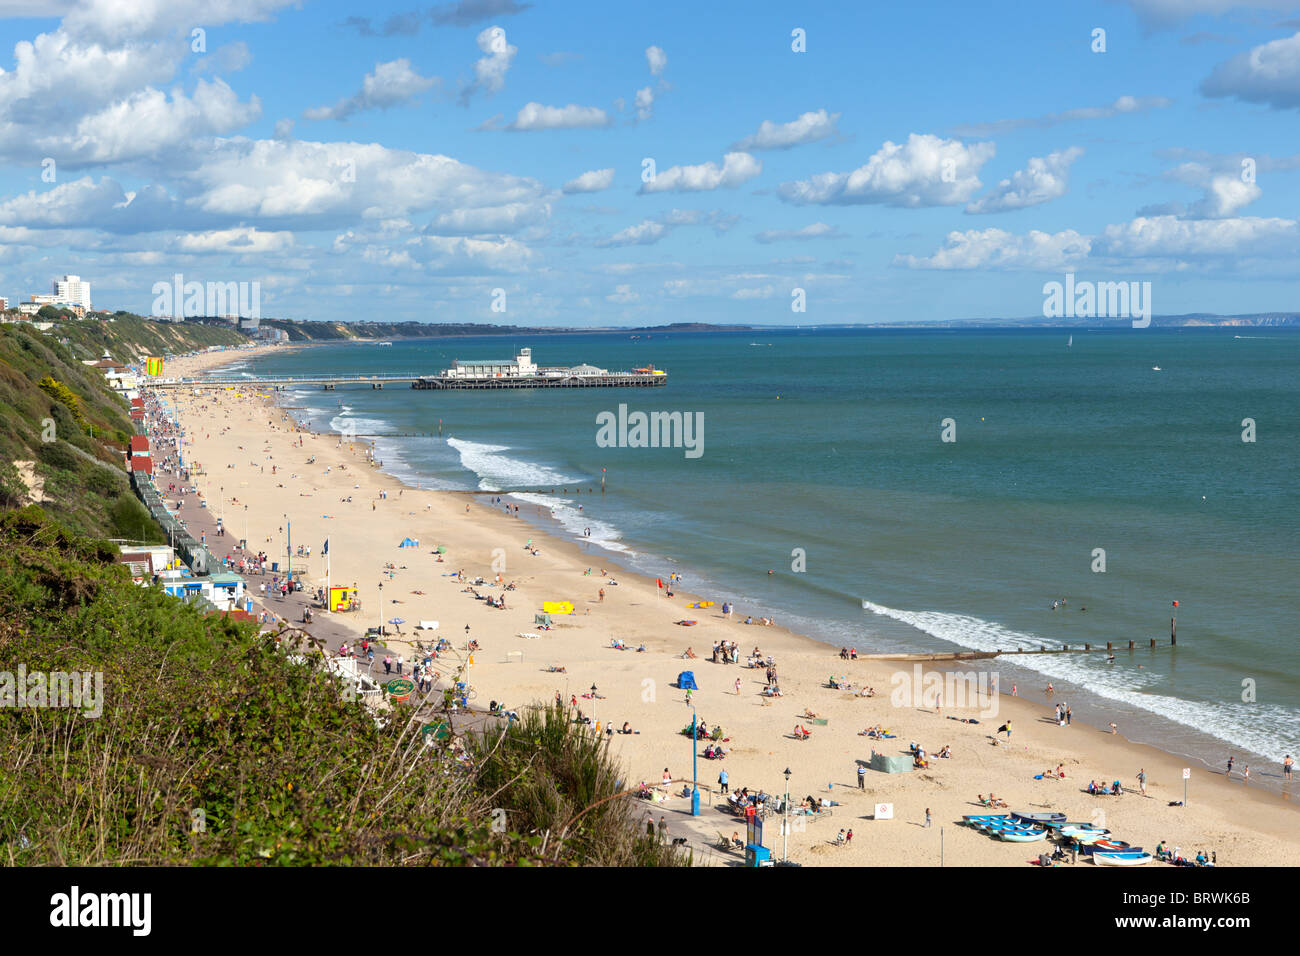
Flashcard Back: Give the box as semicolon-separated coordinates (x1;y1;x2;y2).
217;327;1300;787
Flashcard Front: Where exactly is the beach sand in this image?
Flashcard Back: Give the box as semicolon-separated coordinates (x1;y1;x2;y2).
154;345;1300;866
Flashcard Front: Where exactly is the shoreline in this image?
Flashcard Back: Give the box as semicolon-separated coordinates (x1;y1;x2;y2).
157;344;1300;865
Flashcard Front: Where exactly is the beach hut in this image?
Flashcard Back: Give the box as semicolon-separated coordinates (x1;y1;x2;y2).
677;671;698;690
868;751;913;774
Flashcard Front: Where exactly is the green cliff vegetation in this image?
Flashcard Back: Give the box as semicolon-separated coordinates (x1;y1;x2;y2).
0;507;685;867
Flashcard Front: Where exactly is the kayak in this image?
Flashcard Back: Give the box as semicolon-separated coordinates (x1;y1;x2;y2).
686;601;714;609
1093;851;1153;866
999;829;1048;843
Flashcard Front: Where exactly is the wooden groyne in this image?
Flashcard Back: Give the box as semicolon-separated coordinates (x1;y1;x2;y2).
863;638;1177;662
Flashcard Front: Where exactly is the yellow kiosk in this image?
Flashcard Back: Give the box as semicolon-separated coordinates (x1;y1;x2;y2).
329;586;358;612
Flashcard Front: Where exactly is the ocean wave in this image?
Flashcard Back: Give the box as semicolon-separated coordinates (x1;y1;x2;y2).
861;601;1300;764
445;437;583;491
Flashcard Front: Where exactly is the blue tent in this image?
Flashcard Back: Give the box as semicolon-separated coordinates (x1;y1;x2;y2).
677;671;698;690
399;537;419;548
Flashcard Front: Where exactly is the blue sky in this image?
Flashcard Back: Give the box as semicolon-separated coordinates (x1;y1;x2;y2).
1;0;1298;326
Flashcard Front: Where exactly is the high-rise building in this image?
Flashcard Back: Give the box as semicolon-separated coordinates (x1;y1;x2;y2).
53;274;91;309
0;297;8;310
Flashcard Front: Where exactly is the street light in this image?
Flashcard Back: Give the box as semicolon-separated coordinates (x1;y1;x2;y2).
783;767;792;862
378;581;383;635
690;707;701;817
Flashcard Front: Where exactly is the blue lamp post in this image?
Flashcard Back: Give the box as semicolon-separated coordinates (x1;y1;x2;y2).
690;707;701;817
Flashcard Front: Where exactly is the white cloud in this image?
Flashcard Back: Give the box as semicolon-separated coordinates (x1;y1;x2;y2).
731;285;774;299
639;151;761;193
461;25;516;103
1188;174;1262;218
754;222;844;243
305;59;438;121
646;45;667;76
1202;31;1300;109
951;96;1172;138
965;147;1084;214
170;226;294;254
779;134;994;207
0;30;261;165
505;102;610;130
894;228;1092;270
598;219;668;247
732;109;840;151
426;201;551;235
406;234;535;273
1096;215;1297;258
61;0;294;43
634;86;654;121
606;283;639;303
562;168;615;193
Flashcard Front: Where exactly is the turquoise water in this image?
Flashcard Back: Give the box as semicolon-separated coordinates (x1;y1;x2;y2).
223;328;1300;783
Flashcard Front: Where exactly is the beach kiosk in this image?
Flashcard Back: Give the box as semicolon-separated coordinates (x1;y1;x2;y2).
329;586;358;612
744;806;771;867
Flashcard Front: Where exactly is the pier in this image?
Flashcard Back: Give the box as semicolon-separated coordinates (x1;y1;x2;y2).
862;638;1178;662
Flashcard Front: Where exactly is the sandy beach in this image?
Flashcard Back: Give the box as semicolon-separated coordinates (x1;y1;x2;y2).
153;345;1300;867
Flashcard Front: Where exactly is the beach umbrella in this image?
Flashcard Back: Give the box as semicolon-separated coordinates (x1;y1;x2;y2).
389;617;406;625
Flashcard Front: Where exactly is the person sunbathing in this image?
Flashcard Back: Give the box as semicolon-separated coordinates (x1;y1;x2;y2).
793;725;811;739
684;647;697;658
938;745;952;758
802;709;819;719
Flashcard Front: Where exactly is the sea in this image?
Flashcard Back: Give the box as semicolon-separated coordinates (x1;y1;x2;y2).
214;327;1300;790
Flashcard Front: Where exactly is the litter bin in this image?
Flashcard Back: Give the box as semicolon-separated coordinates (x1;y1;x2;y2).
271;562;279;573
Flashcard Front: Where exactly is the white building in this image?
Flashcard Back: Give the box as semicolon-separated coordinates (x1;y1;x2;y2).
445;347;540;380
53;275;91;309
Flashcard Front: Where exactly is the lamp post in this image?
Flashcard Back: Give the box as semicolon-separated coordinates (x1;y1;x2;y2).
690;707;701;817
783;767;792;862
378;581;383;635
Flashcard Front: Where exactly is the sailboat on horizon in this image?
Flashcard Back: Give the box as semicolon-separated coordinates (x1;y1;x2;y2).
1067;335;1073;347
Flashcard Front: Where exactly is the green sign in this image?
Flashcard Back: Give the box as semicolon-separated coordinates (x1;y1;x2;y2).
387;678;415;697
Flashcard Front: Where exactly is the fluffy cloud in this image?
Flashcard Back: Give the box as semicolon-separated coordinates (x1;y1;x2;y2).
597;209;736;247
562;168;615;193
646;45;667;76
183;139;549;228
0;30;261;165
304;59;438;121
1188;174;1262;218
732;109;840;151
779;134;994;207
170;226;294;254
431;0;532;27
192;41;253;75
639;152;761;193
461;25;516;103
425;200;550;235
606;283;639;303
60;0;293;43
965;147;1083;214
505;102;610;130
1096;215;1297;258
894;228;1092;270
1201;31;1300;109
754;222;844;243
598;219;668;247
951;96;1171;138
634;86;655;121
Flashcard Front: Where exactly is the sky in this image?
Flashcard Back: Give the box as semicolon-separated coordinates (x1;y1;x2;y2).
0;0;1298;326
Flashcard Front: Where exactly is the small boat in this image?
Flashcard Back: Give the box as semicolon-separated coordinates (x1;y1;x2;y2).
1067;335;1073;347
376;341;393;347
962;814;1011;824
1082;839;1138;854
1060;826;1111;845
1093;851;1153;866
1152;366;1162;371
1012;811;1066;825
675;620;698;626
999;828;1048;843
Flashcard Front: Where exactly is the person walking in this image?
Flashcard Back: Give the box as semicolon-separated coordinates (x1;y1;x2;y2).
998;720;1011;740
857;764;867;790
718;769;729;794
1065;704;1072;725
1285;755;1294;781
1226;755;1235;778
657;816;668;845
734;678;742;695
924;807;932;828
383;655;392;675
599;587;605;603
1137;768;1147;796
396;654;404;675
